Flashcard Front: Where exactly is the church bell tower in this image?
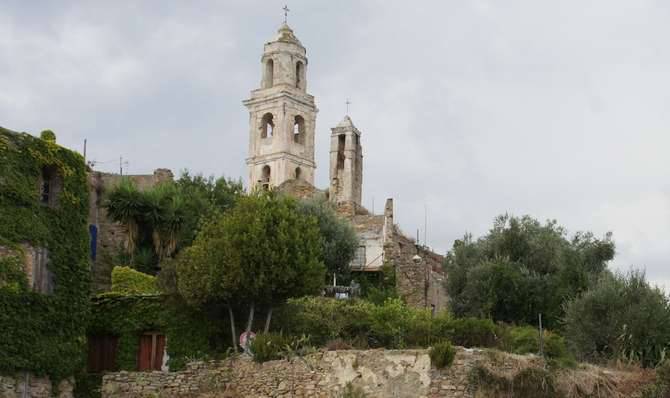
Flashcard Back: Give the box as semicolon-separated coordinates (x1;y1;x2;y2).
329;115;363;207
243;22;317;191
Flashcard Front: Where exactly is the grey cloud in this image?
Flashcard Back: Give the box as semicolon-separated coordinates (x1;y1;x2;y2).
1;0;669;289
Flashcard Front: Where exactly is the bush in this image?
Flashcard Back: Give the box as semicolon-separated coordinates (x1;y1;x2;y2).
326;338;353;351
641;360;670;398
110;266;159;295
564;270;670;366
430;340;456;369
468;365;560;398
250;333;292;363
512;368;560;398
340;382;367;398
440;317;498;348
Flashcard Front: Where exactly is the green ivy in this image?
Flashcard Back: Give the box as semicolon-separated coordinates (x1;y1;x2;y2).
88;294;221;371
0;127;90;381
110;266;159;295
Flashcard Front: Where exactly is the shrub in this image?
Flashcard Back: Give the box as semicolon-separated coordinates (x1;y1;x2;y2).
564;270;670;366
250;333;292;363
430;341;456;369
369;298;413;348
440;317;498;348
641;360;670;398
468;365;560;398
512;368;560;398
326;338;353;351
40;129;56;142
110;266;159;295
340;382;367;398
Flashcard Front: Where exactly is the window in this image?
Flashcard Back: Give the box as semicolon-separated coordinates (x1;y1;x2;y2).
261;165;271;190
87;335;119;373
351;245;366;270
295;167;302;180
29;246;54;294
260;113;274;138
293;115;305;144
264;59;274;88
296;61;304;88
337;134;346;170
40;166;61;207
137;332;166;371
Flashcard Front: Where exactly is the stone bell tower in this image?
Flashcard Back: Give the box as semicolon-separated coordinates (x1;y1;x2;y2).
329;115;363;207
243;22;317;191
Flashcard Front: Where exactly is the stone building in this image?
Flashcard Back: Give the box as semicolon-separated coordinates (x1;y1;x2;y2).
0;126;87;397
88;168;173;292
246;23;448;311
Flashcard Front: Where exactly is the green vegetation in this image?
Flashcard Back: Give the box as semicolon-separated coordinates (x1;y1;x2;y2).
430;340;456;369
296;196;358;284
104;172;242;273
110;266;159;295
274;296;574;366
445;215;614;329
249;333;292;363
0;127;90;380
641;360;670;398
564;270;670;367
468;365;560;398
176;192;326;349
89;294;219;371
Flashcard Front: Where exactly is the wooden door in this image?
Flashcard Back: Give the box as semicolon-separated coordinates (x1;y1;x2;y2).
87;335;118;373
137;333;165;371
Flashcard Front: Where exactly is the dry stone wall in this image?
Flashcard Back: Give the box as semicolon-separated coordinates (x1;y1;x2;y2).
0;374;74;398
99;348;547;398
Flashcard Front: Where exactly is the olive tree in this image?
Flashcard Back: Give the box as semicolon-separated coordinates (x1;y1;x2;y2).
175;192;325;350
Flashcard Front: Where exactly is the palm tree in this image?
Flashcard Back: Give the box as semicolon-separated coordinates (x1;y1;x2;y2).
105;179;147;258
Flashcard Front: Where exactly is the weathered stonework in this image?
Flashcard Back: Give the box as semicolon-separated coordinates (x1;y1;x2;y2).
244;23;317;191
99;348;651;397
329;116;363;207
0;374;74;398
88;168;173;292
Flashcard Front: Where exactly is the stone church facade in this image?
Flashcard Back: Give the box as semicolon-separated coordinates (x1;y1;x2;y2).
245;23;448;312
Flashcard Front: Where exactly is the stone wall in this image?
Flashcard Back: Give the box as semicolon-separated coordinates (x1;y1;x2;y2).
99;349;530;398
100;348;652;398
385;228;448;312
0;374;74;398
88;168;173;292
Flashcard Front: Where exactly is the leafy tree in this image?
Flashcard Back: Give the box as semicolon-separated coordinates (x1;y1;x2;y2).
175;192;325;349
445;214;614;328
563;270;670;366
296;196;358;283
173;171;243;247
105;172;242;271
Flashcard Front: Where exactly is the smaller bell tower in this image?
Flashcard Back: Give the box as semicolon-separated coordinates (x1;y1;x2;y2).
329;115;363;207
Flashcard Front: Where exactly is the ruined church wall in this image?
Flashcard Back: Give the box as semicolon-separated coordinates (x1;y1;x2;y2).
384;228;448;312
88;169;173;292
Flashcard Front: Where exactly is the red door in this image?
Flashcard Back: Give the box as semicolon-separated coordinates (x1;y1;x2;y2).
138;333;165;371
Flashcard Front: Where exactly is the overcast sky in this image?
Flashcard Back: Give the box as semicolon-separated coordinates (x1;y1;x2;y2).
2;1;669;289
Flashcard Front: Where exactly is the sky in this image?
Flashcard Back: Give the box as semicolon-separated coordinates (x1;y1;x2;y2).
1;1;669;289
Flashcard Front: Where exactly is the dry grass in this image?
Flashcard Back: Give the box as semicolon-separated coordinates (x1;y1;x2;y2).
556;364;654;398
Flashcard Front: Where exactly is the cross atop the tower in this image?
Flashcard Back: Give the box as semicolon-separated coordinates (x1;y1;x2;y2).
346;99;351;114
283;5;290;23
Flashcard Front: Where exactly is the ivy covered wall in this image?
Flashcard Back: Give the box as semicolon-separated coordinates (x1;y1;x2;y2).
0;127;90;380
89;294;220;371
